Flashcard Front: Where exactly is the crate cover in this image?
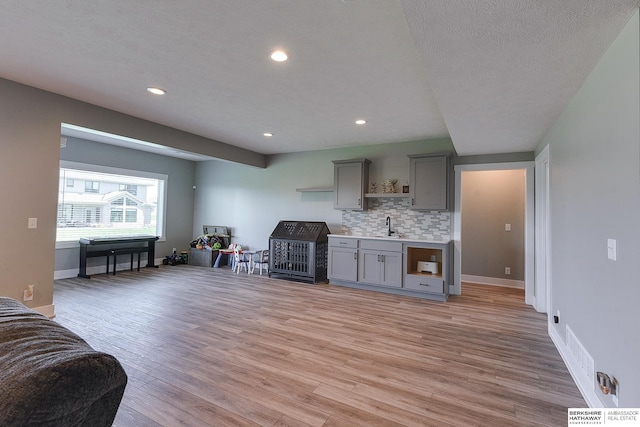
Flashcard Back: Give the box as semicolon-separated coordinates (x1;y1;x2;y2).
269;221;330;242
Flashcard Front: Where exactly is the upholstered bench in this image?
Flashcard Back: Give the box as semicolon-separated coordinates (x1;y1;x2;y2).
0;297;127;426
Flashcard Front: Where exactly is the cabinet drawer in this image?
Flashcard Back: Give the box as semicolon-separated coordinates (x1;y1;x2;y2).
359;239;402;252
329;237;358;249
403;274;444;294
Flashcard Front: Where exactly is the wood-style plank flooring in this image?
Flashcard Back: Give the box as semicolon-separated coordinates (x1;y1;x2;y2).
53;265;584;426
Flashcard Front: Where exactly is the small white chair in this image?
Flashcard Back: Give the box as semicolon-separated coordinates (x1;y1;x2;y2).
251;250;269;275
232;247;249;274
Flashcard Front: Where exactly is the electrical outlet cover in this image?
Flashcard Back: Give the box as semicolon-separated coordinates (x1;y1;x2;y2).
23;289;33;301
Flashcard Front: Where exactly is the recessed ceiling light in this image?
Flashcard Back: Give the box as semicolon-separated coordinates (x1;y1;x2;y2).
147;87;166;95
264;132;273;137
270;50;289;62
355;119;367;125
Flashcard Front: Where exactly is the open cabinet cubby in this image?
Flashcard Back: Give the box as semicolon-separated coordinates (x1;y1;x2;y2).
405;246;443;278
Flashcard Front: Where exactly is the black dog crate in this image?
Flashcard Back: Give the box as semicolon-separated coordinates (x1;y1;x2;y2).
269;221;330;283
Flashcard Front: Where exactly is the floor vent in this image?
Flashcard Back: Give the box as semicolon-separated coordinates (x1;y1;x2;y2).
566;325;595;388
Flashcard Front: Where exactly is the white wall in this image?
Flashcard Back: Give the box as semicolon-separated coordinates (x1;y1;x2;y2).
541;10;639;407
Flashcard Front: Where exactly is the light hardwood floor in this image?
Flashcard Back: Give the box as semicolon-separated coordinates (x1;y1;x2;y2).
53;265;585;426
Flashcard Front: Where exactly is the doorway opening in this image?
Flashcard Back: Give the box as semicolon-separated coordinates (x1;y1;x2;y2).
460;169;525;290
452;162;538;309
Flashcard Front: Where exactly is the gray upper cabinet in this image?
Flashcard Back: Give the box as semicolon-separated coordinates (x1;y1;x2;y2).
333;159;370;210
408;154;449;211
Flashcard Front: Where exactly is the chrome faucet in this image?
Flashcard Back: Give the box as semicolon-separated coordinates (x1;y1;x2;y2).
386;216;395;237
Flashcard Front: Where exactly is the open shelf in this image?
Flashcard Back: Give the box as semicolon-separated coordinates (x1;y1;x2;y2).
405;246;443;276
407;271;444;279
296;187;334;192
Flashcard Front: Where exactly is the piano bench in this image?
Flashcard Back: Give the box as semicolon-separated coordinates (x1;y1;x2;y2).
110;248;145;275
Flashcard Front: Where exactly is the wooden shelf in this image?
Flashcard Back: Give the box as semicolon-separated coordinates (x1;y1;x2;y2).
296;187;334;193
365;193;409;198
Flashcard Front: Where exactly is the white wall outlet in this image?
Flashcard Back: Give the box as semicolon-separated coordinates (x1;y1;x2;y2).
505;223;511;231
27;217;38;229
430;255;437;262
505;267;511;275
23;285;34;301
607;239;617;261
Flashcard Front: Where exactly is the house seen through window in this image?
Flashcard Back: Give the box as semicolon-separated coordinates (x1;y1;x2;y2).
57;162;166;243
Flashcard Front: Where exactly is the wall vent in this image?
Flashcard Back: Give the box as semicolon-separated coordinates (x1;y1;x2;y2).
566;325;595;388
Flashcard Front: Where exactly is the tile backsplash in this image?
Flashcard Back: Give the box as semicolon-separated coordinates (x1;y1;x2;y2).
340;198;450;241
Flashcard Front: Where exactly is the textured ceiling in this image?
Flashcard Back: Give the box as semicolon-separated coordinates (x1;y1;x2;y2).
0;1;637;158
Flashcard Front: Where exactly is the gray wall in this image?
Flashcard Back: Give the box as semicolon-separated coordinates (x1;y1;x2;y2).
461;169;525;281
55;137;196;274
0;78;262;313
541;10;639;406
193;138;455;251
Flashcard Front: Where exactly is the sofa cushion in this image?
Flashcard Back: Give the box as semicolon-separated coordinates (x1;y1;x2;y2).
0;297;127;426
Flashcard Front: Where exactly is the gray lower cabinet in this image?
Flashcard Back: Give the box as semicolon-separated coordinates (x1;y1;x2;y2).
327;237;358;281
357;240;402;288
328;236;450;301
403;241;451;301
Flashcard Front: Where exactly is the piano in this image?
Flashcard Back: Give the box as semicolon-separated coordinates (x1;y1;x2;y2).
78;235;159;279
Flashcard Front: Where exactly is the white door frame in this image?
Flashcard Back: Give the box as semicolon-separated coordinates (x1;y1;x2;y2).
535;146;550;314
452;162;536;308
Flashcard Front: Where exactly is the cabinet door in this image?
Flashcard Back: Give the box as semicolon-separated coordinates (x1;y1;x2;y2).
358;249;402;287
358;249;382;284
333;160;369;210
409;155;448;210
328;246;358;282
379;251;402;288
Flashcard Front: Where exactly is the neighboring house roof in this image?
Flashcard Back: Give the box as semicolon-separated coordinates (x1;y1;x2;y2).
102;191;146;206
59;191;151;206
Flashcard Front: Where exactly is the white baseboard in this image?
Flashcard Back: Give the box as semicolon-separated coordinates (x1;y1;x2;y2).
548;323;602;408
33;304;55;318
54;258;164;280
461;274;524;289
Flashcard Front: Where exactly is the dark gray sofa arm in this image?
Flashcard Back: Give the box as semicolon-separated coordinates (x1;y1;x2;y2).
0;297;127;426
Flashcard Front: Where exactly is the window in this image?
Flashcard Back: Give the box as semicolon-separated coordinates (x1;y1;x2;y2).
125;209;137;223
57;161;167;245
85;181;100;193
110;208;123;223
66;179;74;187
119;184;137;196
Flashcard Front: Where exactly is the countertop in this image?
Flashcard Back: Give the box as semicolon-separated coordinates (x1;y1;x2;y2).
328;234;450;245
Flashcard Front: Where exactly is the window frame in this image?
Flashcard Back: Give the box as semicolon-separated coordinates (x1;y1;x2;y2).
84;180;100;193
56;161;168;249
